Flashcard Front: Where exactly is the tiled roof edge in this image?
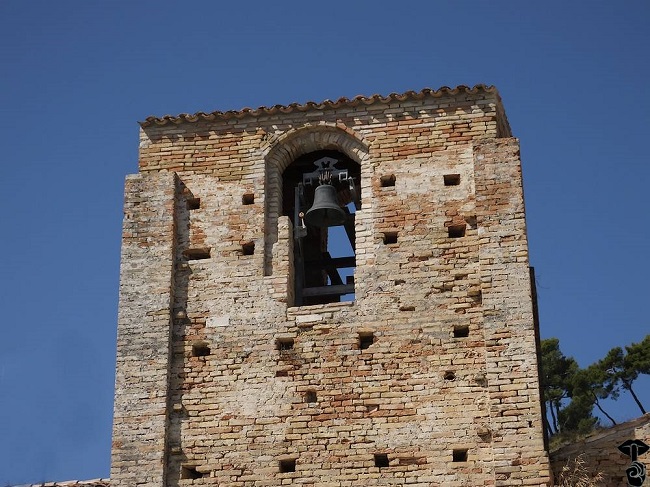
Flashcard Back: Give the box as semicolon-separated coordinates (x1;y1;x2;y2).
140;84;500;127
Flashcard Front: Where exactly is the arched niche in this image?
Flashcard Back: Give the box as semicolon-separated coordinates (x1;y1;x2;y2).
263;125;369;306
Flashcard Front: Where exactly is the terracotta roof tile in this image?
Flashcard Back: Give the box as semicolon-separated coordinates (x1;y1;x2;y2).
140;84;499;127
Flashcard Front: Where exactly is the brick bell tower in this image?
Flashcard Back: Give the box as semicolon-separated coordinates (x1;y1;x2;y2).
111;85;551;486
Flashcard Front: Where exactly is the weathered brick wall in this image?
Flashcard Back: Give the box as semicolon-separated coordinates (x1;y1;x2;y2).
111;173;177;485
112;87;551;486
550;414;650;486
475;140;548;485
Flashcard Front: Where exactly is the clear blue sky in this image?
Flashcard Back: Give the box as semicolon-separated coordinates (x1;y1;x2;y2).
1;1;648;484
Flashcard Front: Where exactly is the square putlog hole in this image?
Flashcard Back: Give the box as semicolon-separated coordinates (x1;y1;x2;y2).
186;197;201;210
359;332;375;350
242;241;255;255
192;341;210;357
448;224;466;238
374;453;390;468
452;449;468;462
383;232;398;245
276;337;294;351
453;325;470;338
180;466;202;480
380;174;396;187
304;390;317;403
444;174;461;186
278;458;296;473
242;193;255;205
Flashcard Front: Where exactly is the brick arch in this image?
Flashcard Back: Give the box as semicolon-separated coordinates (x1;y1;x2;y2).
266;124;369;172
263;124;369;277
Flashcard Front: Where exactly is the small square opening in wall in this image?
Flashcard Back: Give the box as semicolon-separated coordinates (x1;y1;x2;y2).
444;174;461;186
242;241;255;255
279;458;296;473
242;193;255;205
180;466;202;480
186;197;201;210
374;453;390;468
448;224;466;238
276;338;294;351
380;174;396;187
359;332;375;350
452;449;468;462
304;390;317;403
192;341;210;357
383;232;398;245
444;370;456;381
453;325;470;338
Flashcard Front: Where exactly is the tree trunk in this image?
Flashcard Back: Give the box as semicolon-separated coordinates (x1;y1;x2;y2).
544;416;555;438
544;405;557;436
626;382;647;414
549;401;560;433
592;393;617;425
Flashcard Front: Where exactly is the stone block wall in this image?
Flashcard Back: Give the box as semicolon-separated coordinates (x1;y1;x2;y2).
111;86;550;486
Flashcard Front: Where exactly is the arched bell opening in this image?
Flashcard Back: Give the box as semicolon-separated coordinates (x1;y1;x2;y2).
282;150;360;306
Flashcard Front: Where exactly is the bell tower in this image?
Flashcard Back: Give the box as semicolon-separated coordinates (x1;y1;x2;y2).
111;85;551;486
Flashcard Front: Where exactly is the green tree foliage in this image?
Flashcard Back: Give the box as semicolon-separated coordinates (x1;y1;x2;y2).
557;391;598;435
540;334;650;445
627;334;650;376
570;365;617;426
597;335;650;415
540;338;586;436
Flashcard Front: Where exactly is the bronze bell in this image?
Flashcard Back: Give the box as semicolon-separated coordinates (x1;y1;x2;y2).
304;184;347;228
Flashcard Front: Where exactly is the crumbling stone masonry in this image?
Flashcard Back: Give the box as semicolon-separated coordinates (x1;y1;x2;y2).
551;414;650;486
111;85;551;486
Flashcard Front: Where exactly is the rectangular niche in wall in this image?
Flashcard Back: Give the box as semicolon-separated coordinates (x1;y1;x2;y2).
278;458;296;473
452;449;468;462
383;232;398;245
191;341;210;357
186;197;201;210
359;332;375;350
453;325;470;338
444;174;461;186
374;453;390;468
448;224;466;238
180;466;204;479
241;241;255;255
304;390;317;403
380;174;396;187
276;337;295;351
183;247;211;260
